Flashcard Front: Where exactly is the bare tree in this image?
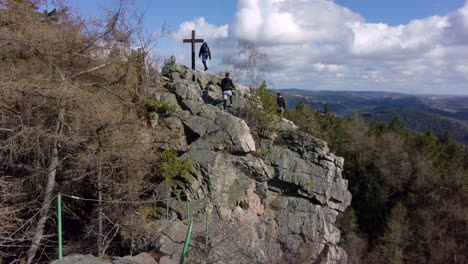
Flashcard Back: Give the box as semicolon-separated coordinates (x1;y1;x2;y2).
222;40;270;90
19;4;132;262
133;9;169;95
0;0;160;262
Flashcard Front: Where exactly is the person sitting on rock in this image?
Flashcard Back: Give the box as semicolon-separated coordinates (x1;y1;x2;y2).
221;72;235;110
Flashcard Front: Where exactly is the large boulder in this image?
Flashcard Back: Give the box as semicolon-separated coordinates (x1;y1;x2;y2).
261;133;351;212
113;253;159;264
181;111;256;153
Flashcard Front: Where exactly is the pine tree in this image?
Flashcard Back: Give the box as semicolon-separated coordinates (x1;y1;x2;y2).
249;81;279;136
285;102;318;134
374;203;410;264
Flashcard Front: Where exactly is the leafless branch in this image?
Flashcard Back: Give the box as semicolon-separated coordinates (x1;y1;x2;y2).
71;61;114;79
80;83;128;102
69;52;99;62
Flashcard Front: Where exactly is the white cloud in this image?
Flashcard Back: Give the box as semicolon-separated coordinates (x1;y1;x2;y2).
350;15;450;59
312;63;347;73
455;64;468;77
168;0;468;95
171;17;228;42
230;0;304;44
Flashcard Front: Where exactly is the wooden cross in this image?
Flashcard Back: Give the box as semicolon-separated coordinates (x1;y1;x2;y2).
183;30;204;70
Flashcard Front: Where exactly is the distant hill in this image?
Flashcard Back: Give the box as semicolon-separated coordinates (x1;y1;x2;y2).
362;109;468;144
418;95;468;121
281;89;427;115
280;89;468;144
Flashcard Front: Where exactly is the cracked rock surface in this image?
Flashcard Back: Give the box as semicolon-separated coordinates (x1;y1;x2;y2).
122;64;352;264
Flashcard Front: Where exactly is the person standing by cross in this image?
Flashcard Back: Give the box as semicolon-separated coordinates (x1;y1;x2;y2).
199;42;211;71
183;30;204;70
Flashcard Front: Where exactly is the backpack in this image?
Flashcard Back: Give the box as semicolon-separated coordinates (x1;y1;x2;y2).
201;44;209;55
222;78;233;91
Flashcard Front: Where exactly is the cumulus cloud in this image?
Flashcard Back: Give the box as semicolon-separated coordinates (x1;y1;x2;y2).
171;17;228;41
168;0;468;94
230;0;304;44
350;15;452;61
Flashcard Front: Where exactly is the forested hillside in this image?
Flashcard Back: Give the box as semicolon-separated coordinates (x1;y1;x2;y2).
281;90;468;145
363;109;468;144
285;103;468;264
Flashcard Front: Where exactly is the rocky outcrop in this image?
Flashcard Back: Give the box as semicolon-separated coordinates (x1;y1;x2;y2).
121;63;352;263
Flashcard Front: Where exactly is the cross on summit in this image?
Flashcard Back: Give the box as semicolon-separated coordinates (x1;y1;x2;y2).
183;30;204;70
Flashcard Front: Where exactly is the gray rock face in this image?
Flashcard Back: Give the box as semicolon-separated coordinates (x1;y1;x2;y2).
52;253;157;264
52;254;111;264
113;253;159;264
123;63;351;264
181;106;256;153
262;133;351;212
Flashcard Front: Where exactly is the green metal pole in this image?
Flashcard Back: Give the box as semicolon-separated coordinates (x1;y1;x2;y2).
57;193;63;260
186;197;191;223
205;208;210;254
180;220;193;264
208;179;213;199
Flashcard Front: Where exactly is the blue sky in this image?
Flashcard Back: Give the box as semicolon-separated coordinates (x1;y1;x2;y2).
65;0;468;95
335;0;465;25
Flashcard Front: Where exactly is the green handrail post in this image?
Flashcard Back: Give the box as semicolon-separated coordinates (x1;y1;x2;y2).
186;197;191;223
208;179;213;199
57;193;63;260
180;220;193;264
205;208;210;254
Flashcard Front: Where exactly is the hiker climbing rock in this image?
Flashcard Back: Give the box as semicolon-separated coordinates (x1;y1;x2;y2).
277;92;286;117
199;42;211;71
221;72;235;110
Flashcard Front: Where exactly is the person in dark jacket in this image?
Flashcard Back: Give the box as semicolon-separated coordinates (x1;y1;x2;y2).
198;42;211;71
221;72;235;110
277;92;286;117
